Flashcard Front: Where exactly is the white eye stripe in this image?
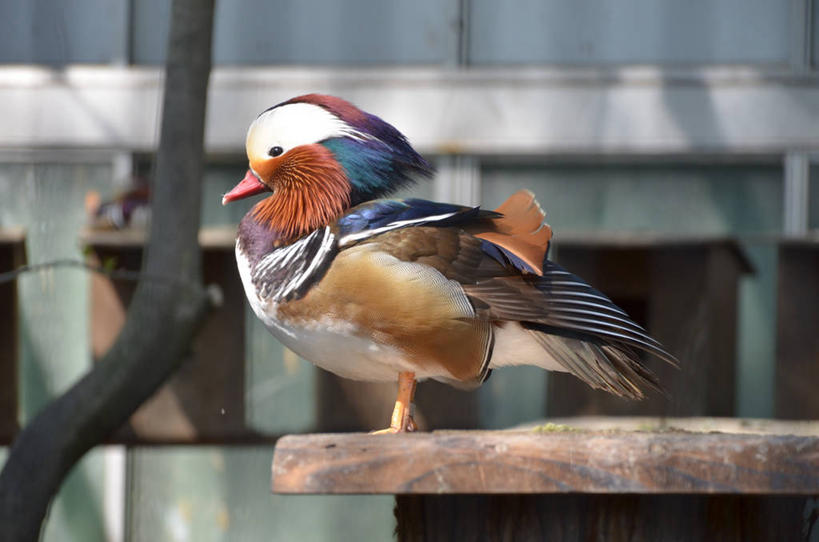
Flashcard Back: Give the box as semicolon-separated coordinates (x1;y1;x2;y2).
246;102;369;161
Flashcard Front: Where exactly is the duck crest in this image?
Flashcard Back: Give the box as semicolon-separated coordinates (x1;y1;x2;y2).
250;144;350;245
279;94;434;205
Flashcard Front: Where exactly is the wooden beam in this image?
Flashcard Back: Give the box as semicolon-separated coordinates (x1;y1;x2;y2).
271;428;819;495
2;66;819;155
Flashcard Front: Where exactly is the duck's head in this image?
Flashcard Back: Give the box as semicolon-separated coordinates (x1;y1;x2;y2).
222;94;433;241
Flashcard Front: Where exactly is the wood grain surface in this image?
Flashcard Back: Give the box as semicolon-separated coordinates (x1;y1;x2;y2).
394;494;813;542
271;430;819;495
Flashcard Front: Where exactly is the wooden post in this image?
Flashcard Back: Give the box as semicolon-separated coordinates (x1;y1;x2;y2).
271;420;819;541
0;228;25;444
776;238;819;419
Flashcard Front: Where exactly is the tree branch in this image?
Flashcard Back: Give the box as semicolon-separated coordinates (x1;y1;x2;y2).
0;259;215;297
0;0;216;539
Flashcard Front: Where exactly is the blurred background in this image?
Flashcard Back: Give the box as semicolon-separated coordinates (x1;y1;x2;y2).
0;1;817;540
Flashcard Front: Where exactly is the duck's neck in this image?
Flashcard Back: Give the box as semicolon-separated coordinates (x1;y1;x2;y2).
237;213;284;266
250;187;347;242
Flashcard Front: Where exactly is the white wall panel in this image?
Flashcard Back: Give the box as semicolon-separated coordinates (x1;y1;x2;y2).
1;67;818;156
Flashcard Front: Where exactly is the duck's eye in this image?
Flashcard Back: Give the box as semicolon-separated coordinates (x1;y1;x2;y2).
268;146;284;157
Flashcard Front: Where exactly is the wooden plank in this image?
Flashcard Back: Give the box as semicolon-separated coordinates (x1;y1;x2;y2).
271;429;819;495
554;234;753;272
80;226;236;249
516;416;819;436
395;495;812;542
0;229;25;443
776;241;819;419
5;66;819;156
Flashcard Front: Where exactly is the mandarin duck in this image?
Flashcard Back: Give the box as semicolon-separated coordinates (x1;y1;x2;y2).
223;94;675;433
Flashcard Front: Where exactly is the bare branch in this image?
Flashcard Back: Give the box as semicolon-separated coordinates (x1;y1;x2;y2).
0;259;217;300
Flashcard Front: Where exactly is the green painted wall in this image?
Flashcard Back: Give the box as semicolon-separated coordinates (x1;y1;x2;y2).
128;447;393;542
0;162;114;541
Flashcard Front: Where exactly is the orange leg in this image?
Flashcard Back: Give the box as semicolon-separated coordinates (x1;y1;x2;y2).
372;371;417;434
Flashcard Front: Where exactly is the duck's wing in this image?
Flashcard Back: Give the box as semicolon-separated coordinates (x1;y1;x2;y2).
462;259;677;398
247;197;499;306
335;194;675;397
336;197;500;246
338;191;551;275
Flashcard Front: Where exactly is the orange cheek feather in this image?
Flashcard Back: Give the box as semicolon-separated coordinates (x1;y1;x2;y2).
249;155;284;185
250;144;351;241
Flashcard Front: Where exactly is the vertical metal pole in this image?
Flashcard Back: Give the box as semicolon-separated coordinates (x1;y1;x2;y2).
784;152;810;235
112;0;132;66
789;0;812;72
112;152;134;191
444;0;470;67
434;0;481;206
435;155;481;206
109;5;133;541
457;0;471;66
103;447;127;542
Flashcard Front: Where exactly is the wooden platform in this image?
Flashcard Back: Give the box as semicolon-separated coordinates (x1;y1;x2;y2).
271;419;819;541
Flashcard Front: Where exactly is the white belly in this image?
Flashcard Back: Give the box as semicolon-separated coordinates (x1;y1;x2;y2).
237;242;417;382
267;317;420;382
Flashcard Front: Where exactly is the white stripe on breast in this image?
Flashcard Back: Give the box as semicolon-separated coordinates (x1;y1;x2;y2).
236;241;295;339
